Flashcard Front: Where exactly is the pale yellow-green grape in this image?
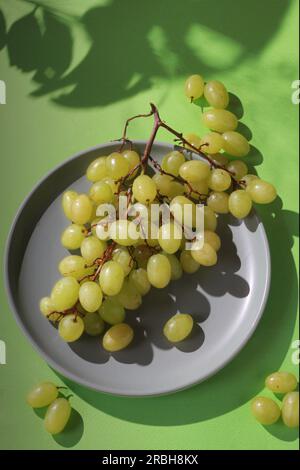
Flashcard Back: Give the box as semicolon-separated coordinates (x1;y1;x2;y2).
133;244;153;269
222;131;250;157
204;206;218;231
204;80;229;109
99;297;125;324
90;217;103;236
116;279;142;310
83;312;105;336
112;246;134;275
50;277;79;311
207;191;230;214
80;236;106;265
86;157;107;182
106;152;129;179
161;151;185;177
139;220;159;248
99;260;124;296
61;224;86;250
79;281;103;313
40;297;55;317
184;179;209;198
89;181;113;204
109;220;140;246
202;109;238;133
168;181;186;199
132;175;157;204
246;179;277;204
191;241;217;266
282;392;299;428
226;160;248;181
229;190;252;218
158;222;182;254
58;314;84;342
147;253;171;288
179;160;210;183
62;190;78;220
102;323;134;352
170;195;197;228
210;153;229;167
251;397;281;425
71;194;93;225
184;133;202;151
204;230;221;252
44;398;71;435
101;177;119;195
129;268;151;295
184;74;204;100
122;149;140;177
152;173;173;196
265;372;298;394
164;254;183;281
26;382;58;408
89;201;97;223
201;132;224;154
242;174;259;186
164;313;194;343
208;168;231;191
180;250;200;273
58;255;87;280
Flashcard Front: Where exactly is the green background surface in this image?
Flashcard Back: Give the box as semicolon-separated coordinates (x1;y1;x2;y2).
0;0;299;450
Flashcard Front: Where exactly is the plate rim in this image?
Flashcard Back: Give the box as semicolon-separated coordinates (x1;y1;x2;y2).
4;141;271;397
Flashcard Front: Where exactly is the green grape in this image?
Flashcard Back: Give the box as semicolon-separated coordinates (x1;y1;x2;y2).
208;168;231;191
89;181;113;205
184;133;202;151
116;279;142;310
161;151;185;177
26;382;58;408
122;149;140;177
229;190;252;218
204;80;229;109
180;250;200;273
204;230;221;252
265;372;297;394
164;313;194;343
106;152;129;179
132;175;157;204
133;244;153;269
191;241;218;266
204;206;218;231
61;224;86;250
201;132;224;154
242;174;259;186
79;281;103;313
58;255;86;280
282;392;299;428
86;157;107;182
207;191;230;214
226;160;248;180
80;236;106;264
40;297;54;316
164;254;183;281
158;222;182;254
112;246;134;275
99;260;124;296
110;219;140;246
168;181;186;199
102;323;134;352
129;268;151;295
83;312;105;336
184;74;204;100
50;277;79;311
152;173;173;196
170;195;196;228
58;314;84;342
210;153;229;167
222;131;250;157
44;398;71;435
147;253;171;288
71;194;93;225
179;160;210;183
101;177;119;195
62;190;78;220
99;297;125;325
251;397;281;425
202;109;238;133
246;179;277;204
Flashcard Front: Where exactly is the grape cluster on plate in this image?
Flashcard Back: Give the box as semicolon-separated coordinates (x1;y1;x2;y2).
39;74;277;353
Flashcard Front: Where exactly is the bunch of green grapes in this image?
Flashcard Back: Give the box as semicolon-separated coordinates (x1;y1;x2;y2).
39;76;278;352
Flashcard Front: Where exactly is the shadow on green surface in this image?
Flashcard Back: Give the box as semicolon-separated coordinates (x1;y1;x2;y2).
264;422;299;443
0;0;292;107
56;200;298;445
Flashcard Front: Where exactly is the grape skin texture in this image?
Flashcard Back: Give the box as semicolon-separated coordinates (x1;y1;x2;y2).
207;191;229;214
191;241;217;266
164;313;194;343
282;392;299;428
81;236;106;264
226;160;248;180
26;382;58;408
204;80;229;109
265;372;297;394
251;397;281;425
247;179;277;204
103;323;134;352
61;224;86;250
51;277;79;311
201;132;224;154
185;74;204;100
44;398;71;434
71;194;93;225
222;131;250;157
79;281;103;313
59;314;84;342
129;268;151;295
99;261;124;296
179;160;210;183
83;313;105;336
147;254;171;288
86;157;107;182
99;297;125;325
62;190;77;220
161;151;185;176
202;109;238;133
208;168;231;192
229;190;252;218
132;175;157;204
180;250;200;273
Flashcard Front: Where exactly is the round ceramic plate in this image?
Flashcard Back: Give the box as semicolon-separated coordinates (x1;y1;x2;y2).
5;141;270;396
